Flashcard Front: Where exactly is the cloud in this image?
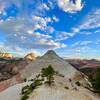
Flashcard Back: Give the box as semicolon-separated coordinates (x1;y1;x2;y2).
0;0;41;12
45;26;55;34
72;9;100;34
79;9;100;30
27;31;52;39
0;42;41;57
96;40;100;45
72;46;97;55
1;0;98;57
42;3;50;11
79;41;92;46
71;41;93;47
32;16;52;31
72;28;80;33
68;8;100;38
55;31;76;41
52;15;59;22
95;30;100;33
63;45;99;59
57;0;83;13
0;0;68;51
0;16;66;50
35;39;67;49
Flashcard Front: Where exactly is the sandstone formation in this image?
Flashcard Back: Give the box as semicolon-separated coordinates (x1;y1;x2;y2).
0;53;13;59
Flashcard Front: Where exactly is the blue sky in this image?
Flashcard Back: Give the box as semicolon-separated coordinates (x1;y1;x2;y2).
0;0;100;59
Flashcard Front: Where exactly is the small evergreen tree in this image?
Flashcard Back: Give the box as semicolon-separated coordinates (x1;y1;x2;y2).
41;65;55;86
94;68;100;90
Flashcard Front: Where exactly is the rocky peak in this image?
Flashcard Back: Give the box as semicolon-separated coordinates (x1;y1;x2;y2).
24;53;36;60
42;50;60;60
0;53;13;59
45;50;57;55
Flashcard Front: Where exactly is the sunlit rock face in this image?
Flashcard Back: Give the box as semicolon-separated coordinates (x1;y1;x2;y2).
0;53;13;59
24;53;37;60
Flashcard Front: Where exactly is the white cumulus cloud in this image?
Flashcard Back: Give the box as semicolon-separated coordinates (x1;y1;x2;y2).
57;0;83;13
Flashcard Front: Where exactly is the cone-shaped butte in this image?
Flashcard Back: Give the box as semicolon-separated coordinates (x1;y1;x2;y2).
42;50;61;60
20;50;80;79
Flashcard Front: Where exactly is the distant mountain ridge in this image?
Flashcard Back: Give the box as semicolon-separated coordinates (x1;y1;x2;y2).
24;53;37;60
66;59;100;69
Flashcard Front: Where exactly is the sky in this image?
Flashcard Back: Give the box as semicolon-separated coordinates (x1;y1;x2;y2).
0;0;100;59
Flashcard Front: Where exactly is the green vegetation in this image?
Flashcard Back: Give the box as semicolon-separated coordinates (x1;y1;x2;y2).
33;79;43;87
41;65;55;86
0;57;23;65
8;58;23;65
24;78;27;82
95;68;100;90
88;68;100;92
80;68;93;73
21;85;32;100
0;58;8;61
21;79;43;100
21;94;29;100
64;86;69;90
20;65;56;100
75;81;81;86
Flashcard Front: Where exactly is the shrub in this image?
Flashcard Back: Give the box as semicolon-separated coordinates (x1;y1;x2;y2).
75;81;81;86
21;94;29;100
21;78;43;100
65;86;69;89
93;68;100;90
21;85;30;95
55;71;65;77
24;78;27;82
34;79;42;87
88;68;100;91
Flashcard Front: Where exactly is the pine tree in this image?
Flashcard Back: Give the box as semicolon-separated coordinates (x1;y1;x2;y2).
41;65;55;86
